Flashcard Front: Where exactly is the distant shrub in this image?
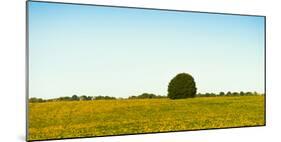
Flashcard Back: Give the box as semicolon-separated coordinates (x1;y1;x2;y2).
94;96;116;100
86;96;93;100
240;91;245;96
219;92;225;96
71;95;79;101
128;96;137;99
29;97;45;103
128;93;166;99
226;91;232;96
57;96;72;101
79;95;88;100
232;92;239;96
168;73;197;99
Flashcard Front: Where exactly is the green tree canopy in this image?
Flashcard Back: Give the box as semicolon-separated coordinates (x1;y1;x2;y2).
168;73;197;99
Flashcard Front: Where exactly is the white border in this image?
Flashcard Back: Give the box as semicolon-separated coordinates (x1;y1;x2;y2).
1;0;281;142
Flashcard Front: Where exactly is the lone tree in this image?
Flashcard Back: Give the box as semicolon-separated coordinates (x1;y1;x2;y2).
168;73;197;99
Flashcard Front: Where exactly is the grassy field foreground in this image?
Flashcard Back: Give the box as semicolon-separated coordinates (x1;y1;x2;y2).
28;96;265;140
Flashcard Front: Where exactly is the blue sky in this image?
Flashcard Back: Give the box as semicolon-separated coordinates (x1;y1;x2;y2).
28;1;265;99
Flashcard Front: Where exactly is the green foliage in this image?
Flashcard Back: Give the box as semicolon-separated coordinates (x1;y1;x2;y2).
71;95;79;100
29;97;45;103
79;95;88;100
86;96;93;100
138;93;156;98
197;91;262;97
168;73;197;99
226;91;232;96
94;96;116;100
219;92;225;96
28;92;264;103
128;93;166;99
57;96;72;101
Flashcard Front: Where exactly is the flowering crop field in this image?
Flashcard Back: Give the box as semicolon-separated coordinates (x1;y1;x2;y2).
28;96;264;141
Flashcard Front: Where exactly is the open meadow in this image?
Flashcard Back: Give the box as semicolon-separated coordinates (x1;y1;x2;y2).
28;96;265;141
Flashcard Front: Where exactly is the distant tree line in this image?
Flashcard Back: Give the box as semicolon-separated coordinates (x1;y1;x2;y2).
29;93;166;103
29;97;46;103
29;91;264;103
29;94;117;103
128;93;166;99
197;91;264;97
